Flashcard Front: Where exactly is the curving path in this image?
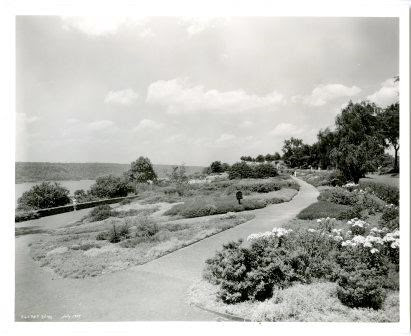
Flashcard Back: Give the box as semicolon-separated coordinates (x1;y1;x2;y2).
15;177;319;321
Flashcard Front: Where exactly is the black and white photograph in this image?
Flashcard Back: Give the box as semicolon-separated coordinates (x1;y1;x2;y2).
1;0;410;333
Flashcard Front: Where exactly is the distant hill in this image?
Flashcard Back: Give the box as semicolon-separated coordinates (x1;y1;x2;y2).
15;162;205;184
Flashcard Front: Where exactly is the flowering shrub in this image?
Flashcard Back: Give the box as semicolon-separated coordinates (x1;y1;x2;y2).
347;218;369;236
318;187;359;206
342;182;358;191
316;217;337;232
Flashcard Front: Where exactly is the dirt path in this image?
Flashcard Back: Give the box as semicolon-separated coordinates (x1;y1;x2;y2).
15;177;318;321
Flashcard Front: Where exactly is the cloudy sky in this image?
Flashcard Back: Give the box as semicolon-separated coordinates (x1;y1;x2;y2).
16;16;399;166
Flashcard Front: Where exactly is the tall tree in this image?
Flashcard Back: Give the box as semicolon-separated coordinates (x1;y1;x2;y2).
330;101;386;183
380;103;399;172
127;156;157;183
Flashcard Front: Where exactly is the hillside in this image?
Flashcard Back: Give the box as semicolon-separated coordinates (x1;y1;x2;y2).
15;162;205;184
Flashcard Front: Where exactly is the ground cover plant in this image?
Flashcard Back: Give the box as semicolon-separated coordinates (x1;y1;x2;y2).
29;209;254;279
163;176;299;218
194;216;399;322
297;181;395;224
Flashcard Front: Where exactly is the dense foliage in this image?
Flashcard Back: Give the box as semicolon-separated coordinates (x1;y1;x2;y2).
204;218;399;309
89;175;129;199
125;156;158;183
228;162;278;179
17;182;71;210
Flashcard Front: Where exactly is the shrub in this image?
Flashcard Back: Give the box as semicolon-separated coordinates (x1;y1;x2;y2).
133;216;160;239
297;201;352;220
336;248;389;310
381;206;399;222
326;170;347;187
318;187;358;206
204;228;341;304
228;162;278;180
359;181;399;206
164;196;266;218
89;175;129;199
88;204;112;222
253;163;278;179
228;162;254;179
17;182;71;210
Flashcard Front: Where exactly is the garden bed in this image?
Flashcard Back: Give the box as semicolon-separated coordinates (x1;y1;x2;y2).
188;280;399;322
29;211;254;279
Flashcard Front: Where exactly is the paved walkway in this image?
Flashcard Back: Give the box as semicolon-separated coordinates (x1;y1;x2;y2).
15;177;319;321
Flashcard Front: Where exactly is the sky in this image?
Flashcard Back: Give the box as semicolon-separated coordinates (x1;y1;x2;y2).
16;16;399;166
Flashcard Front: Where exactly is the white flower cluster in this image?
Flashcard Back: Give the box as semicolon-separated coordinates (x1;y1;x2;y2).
382;230;400;249
343;182;358;188
347;218;368;228
370;227;389;235
247;227;293;241
353;189;366;195
272;227;293;237
341;230;400;251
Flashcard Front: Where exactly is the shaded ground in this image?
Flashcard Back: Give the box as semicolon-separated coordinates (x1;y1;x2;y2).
15;177;318;321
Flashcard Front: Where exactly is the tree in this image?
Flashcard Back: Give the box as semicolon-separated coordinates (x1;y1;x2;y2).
316;128;338;169
330;101;386;183
210;161;224;173
89;175;129;198
273;152;282;161
127;156;157;183
380;103;399;172
253;163;278;178
255;154;266;163
221;163;231;172
228;162;253;179
264;154;275;162
17;182;71;210
282;137;305;168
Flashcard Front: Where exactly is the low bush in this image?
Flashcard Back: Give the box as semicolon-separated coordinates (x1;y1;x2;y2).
17;182;71;210
204;227;342;304
88;204;112;222
381;206;399;222
297;201;352;220
228;162;278;180
134;216;159;239
318;187;358;206
359;180;399;206
336;249;389;310
96;222;130;243
164;196;266;218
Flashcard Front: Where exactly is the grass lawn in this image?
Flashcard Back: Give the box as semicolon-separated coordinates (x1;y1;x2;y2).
29;211;254;279
188;280;399;322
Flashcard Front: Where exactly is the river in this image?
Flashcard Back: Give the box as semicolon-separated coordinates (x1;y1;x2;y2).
15;180;95;206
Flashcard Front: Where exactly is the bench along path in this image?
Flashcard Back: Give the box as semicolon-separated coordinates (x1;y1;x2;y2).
15;177;319;321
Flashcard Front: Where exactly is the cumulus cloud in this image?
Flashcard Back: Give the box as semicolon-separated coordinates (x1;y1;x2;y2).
61;17;149;37
146;78;285;114
367;77;399;107
270;123;304;136
293;84;361;106
104;89;139;106
133;119;164;132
